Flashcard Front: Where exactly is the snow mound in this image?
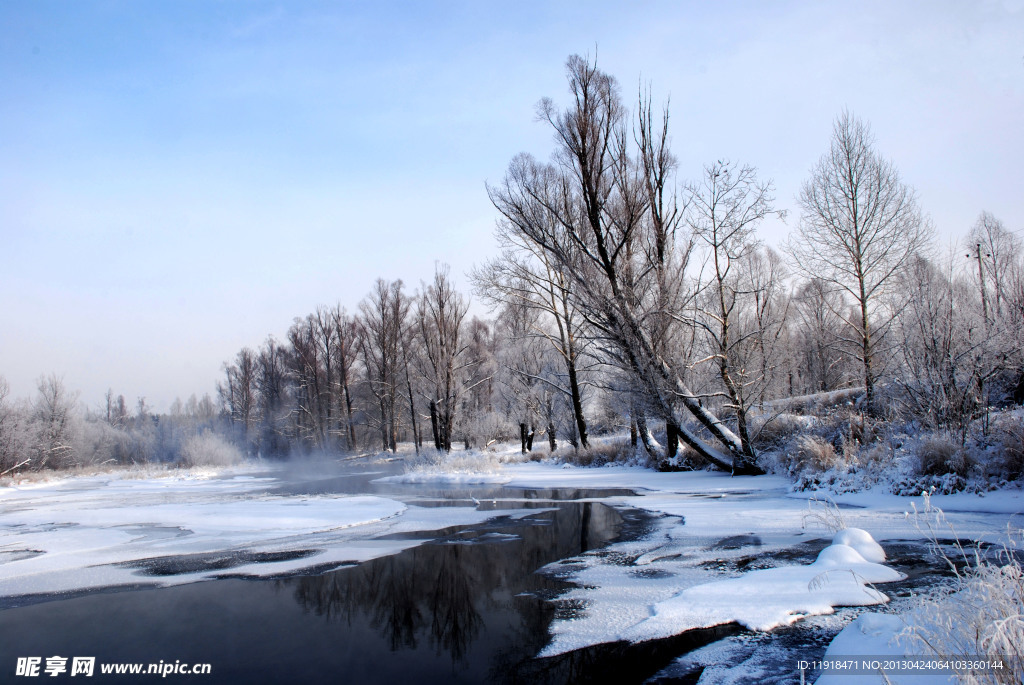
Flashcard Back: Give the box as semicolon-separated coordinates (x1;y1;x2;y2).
833;527;886;563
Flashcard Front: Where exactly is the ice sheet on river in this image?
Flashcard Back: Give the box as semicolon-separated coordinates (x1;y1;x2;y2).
0;469;530;600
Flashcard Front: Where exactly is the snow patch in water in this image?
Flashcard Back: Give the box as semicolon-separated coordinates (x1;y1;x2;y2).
540;528;903;656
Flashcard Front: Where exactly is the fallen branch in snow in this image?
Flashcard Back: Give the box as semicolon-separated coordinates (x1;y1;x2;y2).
0;459;31;477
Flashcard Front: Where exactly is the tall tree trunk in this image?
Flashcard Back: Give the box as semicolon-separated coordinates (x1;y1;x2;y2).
666;421;679;458
430;400;441;451
634;413;662;457
567;360;589;449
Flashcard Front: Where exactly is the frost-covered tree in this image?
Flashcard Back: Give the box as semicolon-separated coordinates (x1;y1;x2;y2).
740;246;790;406
472;235;593;449
788;111;932;414
0;377;32;474
32;374;78;469
489;54;755;472
791;278;849;394
965;211;1022;323
688;160;782;460
416;264;474;453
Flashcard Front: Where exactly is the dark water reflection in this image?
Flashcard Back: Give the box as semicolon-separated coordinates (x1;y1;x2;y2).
0;499;658;684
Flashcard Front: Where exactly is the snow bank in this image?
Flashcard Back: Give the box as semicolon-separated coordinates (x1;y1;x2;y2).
541;528;903;657
813;613;955;685
626;532;901;637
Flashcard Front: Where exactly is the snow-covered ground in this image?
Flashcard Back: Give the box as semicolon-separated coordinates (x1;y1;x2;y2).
0;464;537;601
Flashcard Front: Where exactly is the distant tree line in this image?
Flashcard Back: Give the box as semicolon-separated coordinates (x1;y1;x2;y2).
0;373;226;475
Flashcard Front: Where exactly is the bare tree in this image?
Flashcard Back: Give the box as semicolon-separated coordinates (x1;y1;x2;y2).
635;88;697;459
358;279;409;453
329;306;360;451
788;111;932;413
256;336;290;455
489;55;755;473
688;160;782;460
218;348;258;453
33;374;78;469
472;235;592;449
288;316;326;447
312;307;339;449
416;264;471;453
741;246;790;406
965;211;1022;323
791;278;848;394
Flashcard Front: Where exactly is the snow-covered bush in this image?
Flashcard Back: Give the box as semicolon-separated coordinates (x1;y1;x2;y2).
891;471;969;496
179;431;243;467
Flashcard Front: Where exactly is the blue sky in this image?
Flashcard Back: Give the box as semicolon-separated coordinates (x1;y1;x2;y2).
2;1;1022;411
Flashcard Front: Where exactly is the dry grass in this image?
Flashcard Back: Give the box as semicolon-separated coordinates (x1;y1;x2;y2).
916;436;971;477
780;435;839;474
560;438;636;467
994;418;1024;480
801;496;848;533
750;413;812;451
905;495;1024;684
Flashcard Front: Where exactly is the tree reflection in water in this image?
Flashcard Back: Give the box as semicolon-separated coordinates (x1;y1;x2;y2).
290;501;624;676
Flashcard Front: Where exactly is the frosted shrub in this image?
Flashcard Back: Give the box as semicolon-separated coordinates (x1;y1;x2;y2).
781;435;838;474
994;416;1024;481
916;437;971;477
905;497;1024;684
180;431;242;467
406;448;503;475
750;413;812;451
907;554;1024;684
